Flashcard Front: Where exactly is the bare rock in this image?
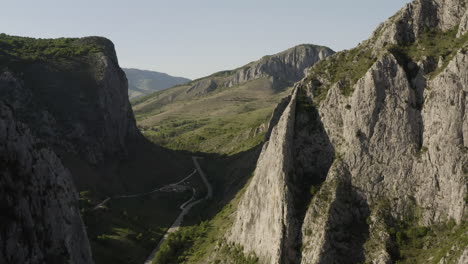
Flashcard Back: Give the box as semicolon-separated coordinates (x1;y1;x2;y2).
0;103;93;264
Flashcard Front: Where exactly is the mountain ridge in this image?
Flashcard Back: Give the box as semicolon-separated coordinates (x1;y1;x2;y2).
153;1;468;263
132;43;334;154
124;68;190;100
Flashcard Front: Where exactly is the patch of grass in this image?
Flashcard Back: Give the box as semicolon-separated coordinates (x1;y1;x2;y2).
152;222;210;264
305;46;377;103
415;146;428;159
213;242;259;264
152;175;253;263
140;105;275;155
393;220;468;264
388;26;468;79
80;190;193;264
309;185;320;197
133;74;292;155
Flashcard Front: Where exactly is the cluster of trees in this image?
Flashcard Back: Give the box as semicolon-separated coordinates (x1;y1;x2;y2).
0;34;103;64
152;222;210;264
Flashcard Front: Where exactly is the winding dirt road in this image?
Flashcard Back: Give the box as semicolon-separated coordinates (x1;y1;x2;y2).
143;156;212;264
92;170;197;210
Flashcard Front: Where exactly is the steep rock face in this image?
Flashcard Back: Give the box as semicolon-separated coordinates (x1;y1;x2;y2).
222;1;467;263
227;86;336;263
225;45;334;90
227;89;298;264
0;37;139;164
0;35;159;264
372;0;467;49
0;103;93;264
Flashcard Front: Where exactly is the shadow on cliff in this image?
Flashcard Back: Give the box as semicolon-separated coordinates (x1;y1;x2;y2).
317;165;371;264
288;88;336;263
292;88;370;263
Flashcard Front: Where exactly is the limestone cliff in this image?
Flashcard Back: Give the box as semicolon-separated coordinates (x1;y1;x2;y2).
0;35;147;264
227;89;298;263
224;44;334;90
222;0;468;263
0;102;93;264
0;36;139;165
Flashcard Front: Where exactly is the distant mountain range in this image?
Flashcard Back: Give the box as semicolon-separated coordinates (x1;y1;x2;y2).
123;68;190;100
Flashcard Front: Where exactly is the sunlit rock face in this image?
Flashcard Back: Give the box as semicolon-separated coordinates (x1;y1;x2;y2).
223;1;467;263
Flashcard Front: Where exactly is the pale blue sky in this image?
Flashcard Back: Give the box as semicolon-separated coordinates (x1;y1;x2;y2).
2;0;410;79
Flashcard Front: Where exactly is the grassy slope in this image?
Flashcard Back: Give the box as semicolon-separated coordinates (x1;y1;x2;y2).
130;44;333;155
150;148;262;264
152;183;256;264
394;220;467;264
388;26;468;79
134;77;291;155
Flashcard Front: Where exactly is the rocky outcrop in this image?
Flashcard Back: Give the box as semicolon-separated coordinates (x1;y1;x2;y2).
372;0;467;49
225;45;334;90
132;44;334;155
221;1;467;263
227;89;298;263
0;102;93;264
0;36;147;264
139;44;334;104
0;37;139;165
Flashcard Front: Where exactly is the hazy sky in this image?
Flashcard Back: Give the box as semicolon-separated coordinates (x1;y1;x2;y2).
2;0;410;79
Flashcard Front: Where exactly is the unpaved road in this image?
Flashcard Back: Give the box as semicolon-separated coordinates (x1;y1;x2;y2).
92;169;197;210
143;156;212;264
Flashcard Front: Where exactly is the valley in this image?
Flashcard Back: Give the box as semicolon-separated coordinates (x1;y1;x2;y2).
1;0;467;264
132;44;333;155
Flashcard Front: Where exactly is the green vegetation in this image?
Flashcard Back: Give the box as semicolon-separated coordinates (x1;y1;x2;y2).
415;146;428;159
305;46;376;102
152;222;210;264
367;199;467;263
296;86;315;113
304;26;468;105
132;45;331;155
80;190;193;264
388;26;468;79
152;175;253;264
134;77;291;155
140;108;271;155
214;243;259;264
392;220;468;264
0;34;103;69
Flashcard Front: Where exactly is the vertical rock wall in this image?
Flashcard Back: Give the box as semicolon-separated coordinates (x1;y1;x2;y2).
0;103;93;264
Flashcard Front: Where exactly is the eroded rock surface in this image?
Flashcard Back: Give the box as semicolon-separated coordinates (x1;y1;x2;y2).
222;1;467;263
0;103;93;264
